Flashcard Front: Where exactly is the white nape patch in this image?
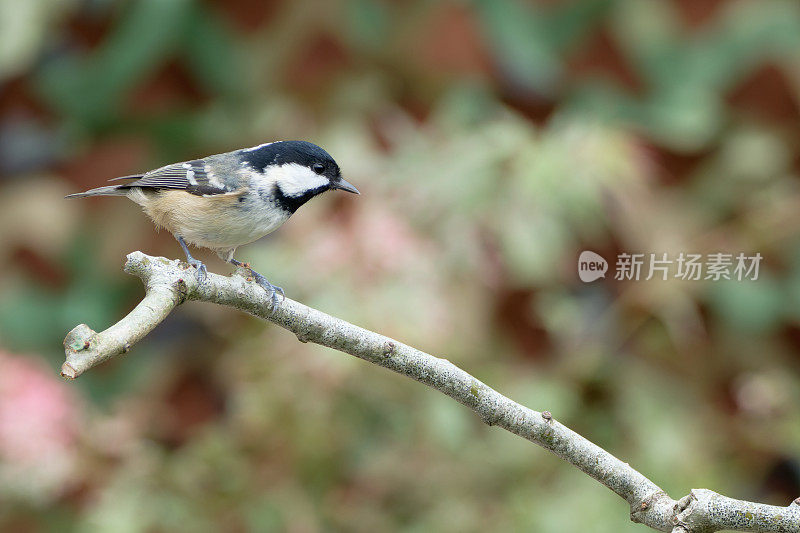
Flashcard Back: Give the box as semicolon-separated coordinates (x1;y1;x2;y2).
241;141;276;153
266;162;329;197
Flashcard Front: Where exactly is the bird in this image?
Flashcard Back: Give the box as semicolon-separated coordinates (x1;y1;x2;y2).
66;140;359;306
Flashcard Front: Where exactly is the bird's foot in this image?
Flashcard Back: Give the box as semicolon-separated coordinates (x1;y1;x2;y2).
176;236;207;284
187;259;207;283
249;270;284;308
228;258;283;307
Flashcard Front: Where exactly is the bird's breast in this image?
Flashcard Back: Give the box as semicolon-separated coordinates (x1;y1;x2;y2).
229;189;292;243
133;188;291;250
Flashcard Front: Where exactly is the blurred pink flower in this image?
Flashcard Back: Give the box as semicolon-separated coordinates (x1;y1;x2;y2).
0;350;80;501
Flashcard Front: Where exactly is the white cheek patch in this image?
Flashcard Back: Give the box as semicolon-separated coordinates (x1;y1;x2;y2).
267;163;329;197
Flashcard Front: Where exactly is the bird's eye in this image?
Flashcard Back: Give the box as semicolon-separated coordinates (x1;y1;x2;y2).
312;163;325;174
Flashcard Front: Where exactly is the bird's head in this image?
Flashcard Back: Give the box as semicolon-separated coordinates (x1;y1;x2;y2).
240;140;358;212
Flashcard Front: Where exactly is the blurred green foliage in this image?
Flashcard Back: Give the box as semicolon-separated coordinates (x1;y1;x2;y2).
1;0;799;531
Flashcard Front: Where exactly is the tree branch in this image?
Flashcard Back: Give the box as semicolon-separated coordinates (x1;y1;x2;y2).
62;252;800;532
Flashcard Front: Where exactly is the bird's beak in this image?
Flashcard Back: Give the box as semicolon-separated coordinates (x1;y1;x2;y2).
333;177;360;194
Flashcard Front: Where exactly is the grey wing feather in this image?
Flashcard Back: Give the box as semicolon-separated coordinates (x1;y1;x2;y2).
121;159;232;196
108;174;144;182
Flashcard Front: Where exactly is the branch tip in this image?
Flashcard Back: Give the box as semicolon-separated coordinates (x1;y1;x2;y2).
60;362;78;380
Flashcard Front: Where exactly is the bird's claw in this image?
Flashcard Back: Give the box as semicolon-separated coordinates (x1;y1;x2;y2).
250;270;284;308
188;259;207;283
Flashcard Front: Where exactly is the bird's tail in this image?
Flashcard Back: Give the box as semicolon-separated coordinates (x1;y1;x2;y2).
65;175;143;198
65;185;129;198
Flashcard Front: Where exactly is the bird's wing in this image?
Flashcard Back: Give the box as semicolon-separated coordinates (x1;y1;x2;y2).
119;160;234;196
107;174;144;182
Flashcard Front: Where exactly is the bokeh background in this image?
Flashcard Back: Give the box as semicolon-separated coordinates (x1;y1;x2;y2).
1;0;799;530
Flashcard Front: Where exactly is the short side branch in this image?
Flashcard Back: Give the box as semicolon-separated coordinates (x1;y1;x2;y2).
62;256;186;378
62;252;800;533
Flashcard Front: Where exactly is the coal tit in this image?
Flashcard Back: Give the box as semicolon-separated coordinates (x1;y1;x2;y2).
67;140;359;306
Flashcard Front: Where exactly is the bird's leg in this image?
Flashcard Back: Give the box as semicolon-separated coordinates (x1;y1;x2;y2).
229;258;284;307
176;236;207;283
